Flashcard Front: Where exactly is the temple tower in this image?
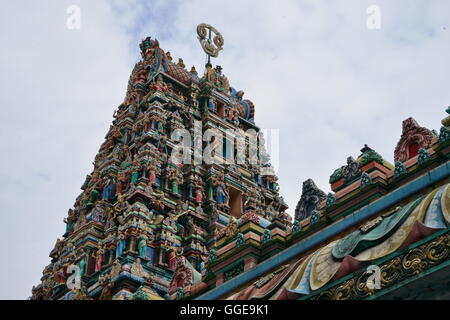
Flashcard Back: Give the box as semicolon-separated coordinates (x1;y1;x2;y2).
31;26;289;300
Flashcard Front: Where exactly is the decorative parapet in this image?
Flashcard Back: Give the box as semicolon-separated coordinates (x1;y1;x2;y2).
305;230;449;300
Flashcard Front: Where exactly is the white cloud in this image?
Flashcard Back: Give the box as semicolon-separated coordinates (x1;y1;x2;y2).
0;0;449;298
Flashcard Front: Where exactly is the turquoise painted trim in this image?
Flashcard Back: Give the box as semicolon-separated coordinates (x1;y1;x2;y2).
297;228;449;300
196;161;450;300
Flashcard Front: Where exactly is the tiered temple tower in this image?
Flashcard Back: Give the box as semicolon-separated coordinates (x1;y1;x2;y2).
31;29;290;300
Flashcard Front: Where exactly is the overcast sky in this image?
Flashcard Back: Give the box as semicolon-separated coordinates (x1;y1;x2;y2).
0;0;449;299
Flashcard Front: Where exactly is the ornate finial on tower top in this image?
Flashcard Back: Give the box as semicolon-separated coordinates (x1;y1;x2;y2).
139;37;160;59
196;23;224;65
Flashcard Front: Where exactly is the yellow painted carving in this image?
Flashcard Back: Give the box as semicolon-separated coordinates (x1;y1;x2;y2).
441;184;450;224
310;241;340;291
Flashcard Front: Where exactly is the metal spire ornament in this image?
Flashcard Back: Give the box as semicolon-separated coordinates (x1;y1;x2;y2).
196;23;224;66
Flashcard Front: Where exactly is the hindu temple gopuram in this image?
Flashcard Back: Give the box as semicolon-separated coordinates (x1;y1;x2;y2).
31;24;450;301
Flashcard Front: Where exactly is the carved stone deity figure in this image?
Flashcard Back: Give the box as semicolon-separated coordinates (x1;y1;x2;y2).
134;67;147;85
214;177;229;205
77;251;87;278
116;171;126;195
294;179;326;221
168;247;177;270
168;166;182;195
122;145;132;164
194;187;206;206
115;231;127;258
226;216;239;238
98;275;114;300
64;209;76;233
130;158;141;185
94;247;105;273
342;156;361;183
101;176;116;201
137;234;148;259
148;160;157;186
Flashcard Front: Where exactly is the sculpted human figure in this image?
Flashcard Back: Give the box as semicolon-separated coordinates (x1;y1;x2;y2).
343;156;361;183
95;244;105;273
137;234;148;259
116;231;127;258
148;160;157;186
130;158;141;185
116;172;126;195
194;187;206;206
226;216;239;238
101;176;116;201
77;250;87;278
135;68;147;85
99;275;114;300
64;209;75;233
122;145;132;164
214;179;229;205
168;247;177;270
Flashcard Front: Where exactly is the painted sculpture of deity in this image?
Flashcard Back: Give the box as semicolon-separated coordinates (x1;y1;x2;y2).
64;209;76;234
195;187;206;206
101;176;116;201
343;156;361;183
168;247;177;270
226;216;239;238
137;234;149;260
95;247;105;273
130;158;141;185
214;179;229;205
77;252;87;278
116;172;126;195
115;231;127;258
148;160;157;186
168;166;183;195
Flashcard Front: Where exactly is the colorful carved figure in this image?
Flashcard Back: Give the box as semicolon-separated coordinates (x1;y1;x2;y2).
194;187;205;205
214;181;228;205
131;159;141;185
64;209;75;233
77;254;87;278
137;235;148;259
343;156;361;183
168;247;177;270
95;248;104;273
116;232;127;258
294;179;326;221
102;177;116;201
148;161;157;186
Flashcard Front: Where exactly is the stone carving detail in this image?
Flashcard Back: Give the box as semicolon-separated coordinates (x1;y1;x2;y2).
168;256;195;295
394;117;434;162
343;156;361;183
240;209;260;225
312;233;449;300
294;179;326;221
253;265;289;288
